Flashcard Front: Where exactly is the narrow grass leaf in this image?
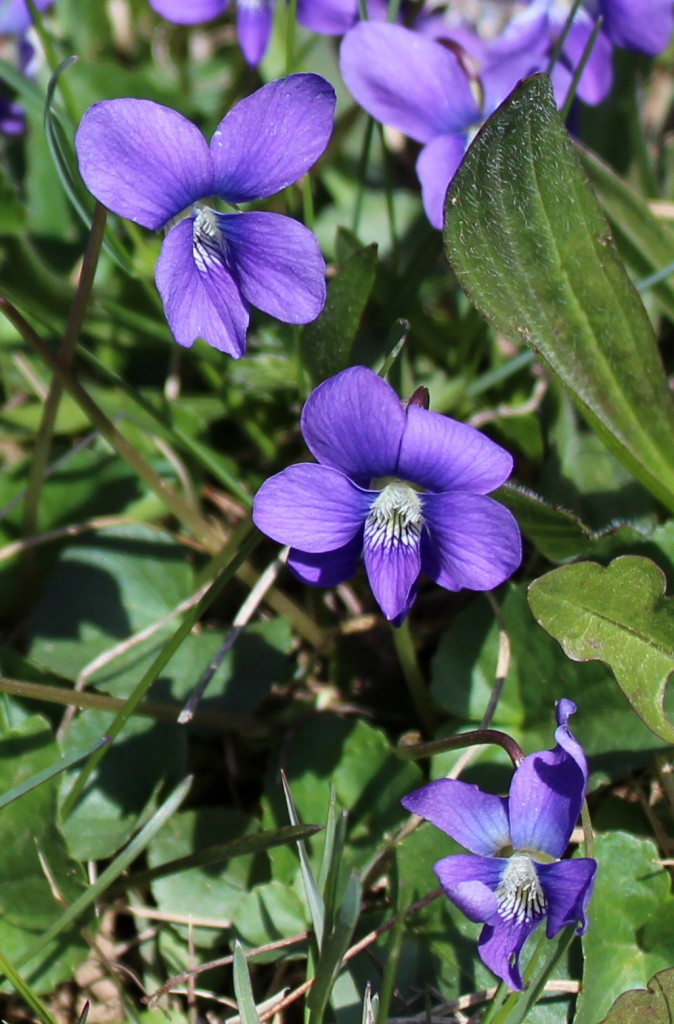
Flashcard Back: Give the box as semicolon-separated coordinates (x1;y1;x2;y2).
233;942;262;1024
281;771;325;948
0;736;108;812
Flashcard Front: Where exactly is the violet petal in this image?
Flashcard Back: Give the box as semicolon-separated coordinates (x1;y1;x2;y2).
477;912;543;990
75;99;213;230
218;211;326;324
155;218;249;356
362;521;421;623
209;74;335;202
286;534;363;586
508;702;587;859
397;404;513;494
148;0;227;23
237;0;274;66
415;134;468;230
402;779;510;856
252;464;371;552
433;854;503;922
600;0;673;55
340;22;479;144
300;367;406;484
538;858;597;938
421;492;522;592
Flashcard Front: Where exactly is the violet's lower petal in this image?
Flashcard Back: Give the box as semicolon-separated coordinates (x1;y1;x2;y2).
421;492;522;592
217;212;326;324
415;134;468;230
397;405;513;494
253;464;371;552
0;0;53;34
300;367;407;484
296;0;358;34
433;854;502;922
538;858;597;938
155;219;249;356
600;0;673;55
148;0;227;23
362;522;421;623
477;911;543;990
402;779;510;856
508;746;586;860
560;17;614;106
0;97;25;135
286;533;362;586
236;0;273;66
340;22;480;144
75;99;213;231
210;74;335;202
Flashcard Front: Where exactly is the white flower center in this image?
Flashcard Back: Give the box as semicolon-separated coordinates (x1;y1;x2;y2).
495;851;547;924
364;481;423;551
193;206;226;272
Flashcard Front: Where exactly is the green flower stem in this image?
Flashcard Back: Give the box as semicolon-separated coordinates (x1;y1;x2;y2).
22;202;107;548
560;16;603;122
286;0;298;74
352;115;375;237
391;618;437;734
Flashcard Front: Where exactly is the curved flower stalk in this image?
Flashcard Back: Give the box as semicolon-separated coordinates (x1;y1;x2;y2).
75;74;335;356
402;699;597;990
147;0;275;66
252;366;521;625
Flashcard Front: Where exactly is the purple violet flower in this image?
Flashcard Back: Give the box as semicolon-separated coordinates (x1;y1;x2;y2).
252;366;521;625
401;699;597;990
75;74;335;357
340;22;484;228
147;0;275;66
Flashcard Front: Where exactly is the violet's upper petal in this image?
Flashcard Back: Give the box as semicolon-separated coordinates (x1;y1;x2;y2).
253;464;371;552
538;858;597;938
300;367;407;484
0;0;53;34
421;492;522;592
75;99;213;230
286;533;363;586
340;22;480;144
236;0;274;66
433;854;502;922
362;520;421;623
217;211;326;324
155;219;249;356
415;134;468;230
209;74;335;202
482;1;550;112
148;0;227;24
397;405;514;494
560;16;614;106
477;911;543;990
508;702;587;859
600;0;673;55
296;0;358;34
402;779;510;856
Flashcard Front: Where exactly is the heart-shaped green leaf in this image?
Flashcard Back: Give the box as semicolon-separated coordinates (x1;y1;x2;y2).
599;967;674;1024
528;556;674;742
443;74;674;511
